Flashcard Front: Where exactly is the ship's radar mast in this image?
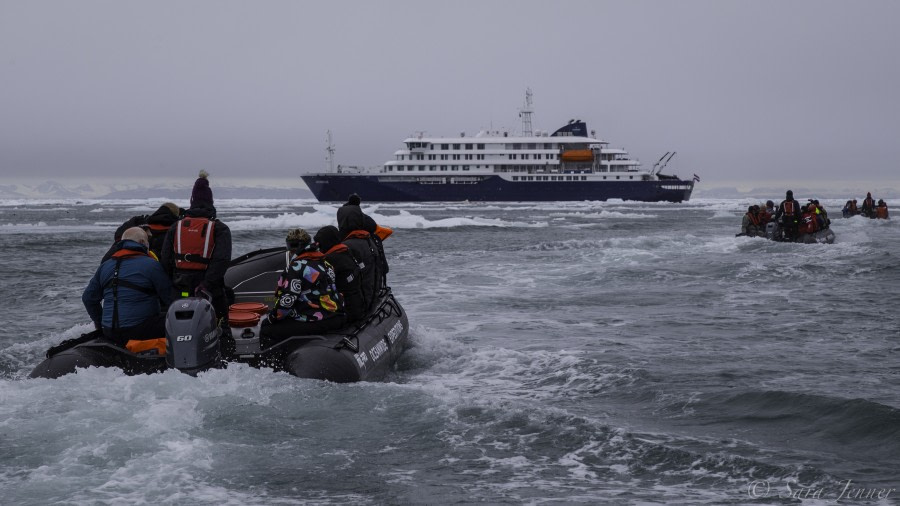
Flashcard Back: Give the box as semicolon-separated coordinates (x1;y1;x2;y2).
518;88;534;137
325;130;336;172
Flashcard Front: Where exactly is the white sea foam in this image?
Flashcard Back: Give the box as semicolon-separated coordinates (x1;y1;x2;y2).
0;222;111;234
226;206;547;231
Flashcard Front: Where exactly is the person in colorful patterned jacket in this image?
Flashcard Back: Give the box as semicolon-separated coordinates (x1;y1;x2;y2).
82;227;174;347
260;228;346;343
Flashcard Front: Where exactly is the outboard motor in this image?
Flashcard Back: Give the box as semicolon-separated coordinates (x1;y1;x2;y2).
765;221;781;241
165;298;222;375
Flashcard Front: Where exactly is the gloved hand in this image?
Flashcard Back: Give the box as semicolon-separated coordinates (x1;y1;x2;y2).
194;283;211;300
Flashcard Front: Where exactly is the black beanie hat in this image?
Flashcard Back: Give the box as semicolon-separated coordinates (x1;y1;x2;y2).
314;225;342;252
347;193;361;206
191;170;213;206
786;190;793;198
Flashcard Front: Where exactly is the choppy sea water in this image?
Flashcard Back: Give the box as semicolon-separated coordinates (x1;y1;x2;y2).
1;197;898;505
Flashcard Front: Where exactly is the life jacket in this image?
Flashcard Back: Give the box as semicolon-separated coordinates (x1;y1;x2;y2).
174;217;215;270
758;211;772;224
146;223;171;236
296;250;325;261
876;206;889;219
375;225;393;241
800;212;819;234
783;201;796;217
849;201;858;212
326;243;350;256
125;338;166;356
345;230;371;241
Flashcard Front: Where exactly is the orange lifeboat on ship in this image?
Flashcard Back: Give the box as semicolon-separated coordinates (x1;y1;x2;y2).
560;149;593;162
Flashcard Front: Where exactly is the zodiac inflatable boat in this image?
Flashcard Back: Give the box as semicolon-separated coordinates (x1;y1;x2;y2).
30;247;409;382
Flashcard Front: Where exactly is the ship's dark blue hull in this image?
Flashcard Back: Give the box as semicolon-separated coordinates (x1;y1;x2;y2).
301;174;693;202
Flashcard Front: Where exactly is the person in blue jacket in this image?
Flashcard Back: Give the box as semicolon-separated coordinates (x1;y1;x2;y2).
82;227;174;346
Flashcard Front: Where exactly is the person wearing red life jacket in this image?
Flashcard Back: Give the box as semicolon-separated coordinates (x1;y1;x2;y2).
775;190;801;242
161;170;232;328
875;199;889;219
82;227;174;351
314;225;366;322
740;205;763;237
757;202;773;226
799;205;820;236
861;192;877;218
809;200;829;229
260;228;346;344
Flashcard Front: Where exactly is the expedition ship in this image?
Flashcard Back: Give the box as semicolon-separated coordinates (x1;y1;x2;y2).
302;90;695;202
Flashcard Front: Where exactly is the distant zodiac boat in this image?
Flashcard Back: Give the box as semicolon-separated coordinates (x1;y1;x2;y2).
302;90;695;203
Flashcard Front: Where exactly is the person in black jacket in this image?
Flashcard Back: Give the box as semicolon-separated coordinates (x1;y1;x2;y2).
314;225;366;322
861;192;876;218
336;194;389;307
161;171;232;326
775;190;801;242
105;202;182;261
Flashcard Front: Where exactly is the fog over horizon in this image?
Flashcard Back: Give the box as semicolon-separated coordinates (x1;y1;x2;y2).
2;1;899;193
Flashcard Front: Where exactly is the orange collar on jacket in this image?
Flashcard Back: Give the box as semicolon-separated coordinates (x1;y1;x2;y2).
111;248;149;259
295;251;325;261
325;244;349;255
146;223;171;233
345;230;371;240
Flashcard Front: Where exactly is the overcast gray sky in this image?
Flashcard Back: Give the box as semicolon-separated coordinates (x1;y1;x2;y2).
2;0;899;190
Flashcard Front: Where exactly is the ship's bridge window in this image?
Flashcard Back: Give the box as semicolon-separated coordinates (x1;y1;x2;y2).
477;143;485;149
465;143;473;149
453;143;460;149
544;143;553;149
441;144;448;150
